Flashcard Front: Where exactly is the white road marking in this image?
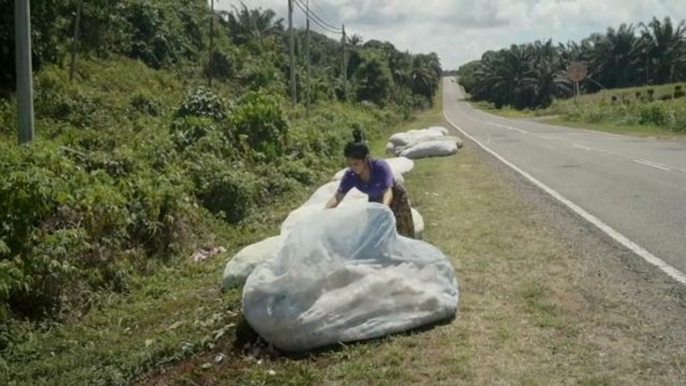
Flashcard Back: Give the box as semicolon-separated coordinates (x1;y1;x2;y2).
571;143;631;159
443;110;686;287
487;122;529;134
572;144;592;151
634;160;672;172
507;126;529;134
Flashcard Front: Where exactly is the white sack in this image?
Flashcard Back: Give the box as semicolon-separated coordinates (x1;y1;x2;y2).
385;142;396;156
395;135;463;156
222;236;284;290
389;132;413;147
427;126;449;136
243;203;459;352
332;167;404;184
399;140;458;159
332;157;413;182
385;157;415;176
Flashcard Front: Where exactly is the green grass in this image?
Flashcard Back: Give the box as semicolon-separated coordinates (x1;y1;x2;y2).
469;82;686;137
545;117;683;138
128;83;686;385
8;82;685;385
469;101;540;119
2;185;314;385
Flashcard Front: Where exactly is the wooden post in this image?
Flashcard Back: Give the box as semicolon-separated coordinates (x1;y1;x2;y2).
15;0;35;144
69;0;83;81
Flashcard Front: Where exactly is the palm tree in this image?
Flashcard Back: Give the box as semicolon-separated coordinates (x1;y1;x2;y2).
224;3;284;46
349;34;363;47
640;17;686;84
588;24;643;89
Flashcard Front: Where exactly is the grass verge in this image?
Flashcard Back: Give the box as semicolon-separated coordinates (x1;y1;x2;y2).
134;83;686;385
9;87;685;385
469;101;540;119
543;117;684;138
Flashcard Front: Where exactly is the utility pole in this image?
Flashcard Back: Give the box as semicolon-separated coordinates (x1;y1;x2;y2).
15;0;35;144
69;0;83;81
288;0;296;105
208;0;215;87
342;24;348;102
305;0;311;116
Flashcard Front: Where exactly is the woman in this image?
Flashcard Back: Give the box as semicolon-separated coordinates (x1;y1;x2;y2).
326;129;415;238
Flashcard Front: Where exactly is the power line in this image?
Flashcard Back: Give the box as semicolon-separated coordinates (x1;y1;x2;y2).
310;0;336;27
294;0;339;30
293;0;341;34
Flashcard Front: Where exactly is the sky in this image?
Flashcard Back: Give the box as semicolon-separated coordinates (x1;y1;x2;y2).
215;0;686;69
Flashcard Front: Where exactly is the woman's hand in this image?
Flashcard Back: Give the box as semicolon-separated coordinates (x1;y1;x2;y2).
325;192;345;209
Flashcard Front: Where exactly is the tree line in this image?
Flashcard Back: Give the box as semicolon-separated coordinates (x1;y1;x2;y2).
0;0;442;109
458;17;686;109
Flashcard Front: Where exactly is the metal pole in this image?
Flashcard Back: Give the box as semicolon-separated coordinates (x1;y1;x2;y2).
288;0;296;105
342;24;347;102
15;0;35;144
69;0;83;81
305;0;310;116
208;0;215;87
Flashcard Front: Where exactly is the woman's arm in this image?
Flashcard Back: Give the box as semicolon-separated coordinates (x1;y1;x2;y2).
325;192;346;209
381;187;393;207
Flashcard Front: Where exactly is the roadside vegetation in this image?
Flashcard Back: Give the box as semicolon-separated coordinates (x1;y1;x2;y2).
1;1;443;382
456;16;686;135
137;82;686;386
467;82;686;136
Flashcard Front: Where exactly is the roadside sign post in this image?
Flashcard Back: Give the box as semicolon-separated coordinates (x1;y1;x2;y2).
567;62;588;103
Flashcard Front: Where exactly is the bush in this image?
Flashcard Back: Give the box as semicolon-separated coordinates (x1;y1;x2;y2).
638;103;668;126
170;116;218;150
130;91;162;116
207;49;235;81
229;91;288;160
176;87;228;121
0;140;194;324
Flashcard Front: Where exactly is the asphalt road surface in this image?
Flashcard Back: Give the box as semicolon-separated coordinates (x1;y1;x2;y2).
442;77;686;281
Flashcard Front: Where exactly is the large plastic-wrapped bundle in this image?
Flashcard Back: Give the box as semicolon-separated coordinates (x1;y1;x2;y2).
243;203;459;352
399;140;458;159
393;135;463;156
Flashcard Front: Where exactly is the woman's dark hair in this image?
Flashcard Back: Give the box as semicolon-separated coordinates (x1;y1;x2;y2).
344;128;369;159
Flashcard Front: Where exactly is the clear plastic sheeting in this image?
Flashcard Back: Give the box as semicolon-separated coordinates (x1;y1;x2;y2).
243;203;459;352
280;186;367;235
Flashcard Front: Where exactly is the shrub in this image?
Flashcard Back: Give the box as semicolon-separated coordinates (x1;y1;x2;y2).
207;49;235;81
176;87;228;121
130;91;162;116
638;104;668;126
0;140;194;324
229;91;288;160
170;116;218;150
187;157;256;223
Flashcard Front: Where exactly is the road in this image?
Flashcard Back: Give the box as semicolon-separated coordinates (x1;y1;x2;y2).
442;77;686;282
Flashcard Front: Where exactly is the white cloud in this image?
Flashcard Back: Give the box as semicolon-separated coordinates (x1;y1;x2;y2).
215;0;686;69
